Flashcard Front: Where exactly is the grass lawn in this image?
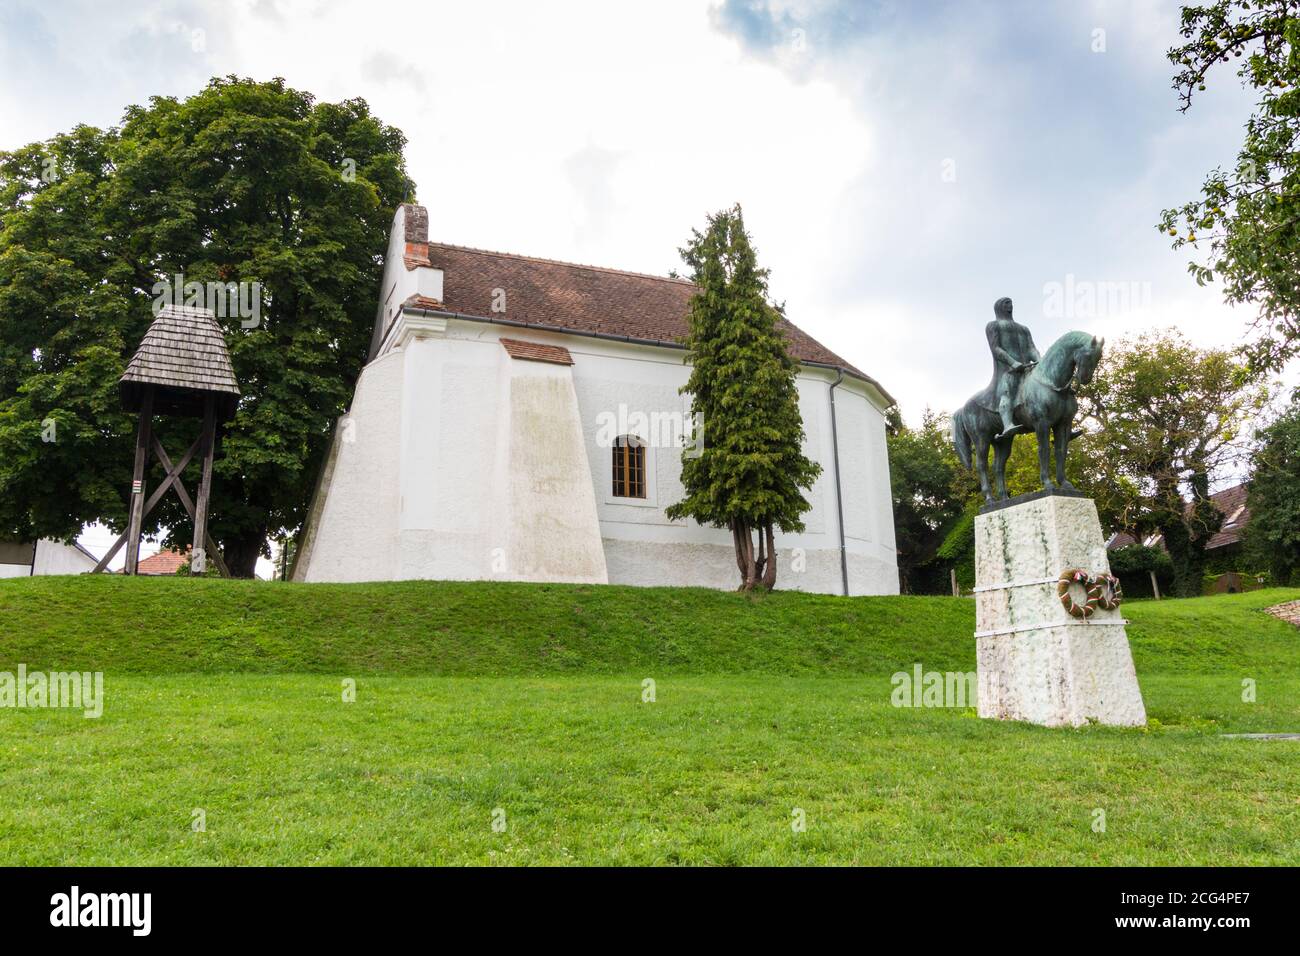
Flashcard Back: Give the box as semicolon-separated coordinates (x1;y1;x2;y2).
1;579;1298;865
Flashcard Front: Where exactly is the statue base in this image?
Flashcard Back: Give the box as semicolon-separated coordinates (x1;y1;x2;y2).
974;493;1146;727
978;486;1087;514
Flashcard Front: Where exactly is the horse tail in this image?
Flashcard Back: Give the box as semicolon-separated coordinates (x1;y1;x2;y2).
951;409;972;471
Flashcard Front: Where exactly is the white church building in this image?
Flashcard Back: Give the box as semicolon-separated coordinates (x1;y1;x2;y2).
292;204;899;595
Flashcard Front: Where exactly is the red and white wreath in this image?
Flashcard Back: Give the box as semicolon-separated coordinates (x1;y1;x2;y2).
1057;568;1102;619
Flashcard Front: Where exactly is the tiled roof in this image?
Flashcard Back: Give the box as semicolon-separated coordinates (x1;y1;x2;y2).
500;337;574;366
1106;482;1251;552
392;207;890;401
120;305;241;419
135;548;188;575
1205;482;1250;549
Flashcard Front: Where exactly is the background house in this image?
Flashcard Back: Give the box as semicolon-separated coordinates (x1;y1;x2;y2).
134;548;190;576
1104;482;1256;594
0;539;98;577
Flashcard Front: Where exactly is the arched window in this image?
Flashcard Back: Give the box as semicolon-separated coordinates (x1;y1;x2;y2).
612;435;646;499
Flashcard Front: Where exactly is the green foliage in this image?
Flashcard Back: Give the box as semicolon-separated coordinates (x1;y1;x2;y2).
934;504;977;592
0;77;410;574
887;408;973;592
174;553;221;577
1076;329;1269;596
666;206;821;589
1160;1;1300;371
998;430;1137;532
1244;401;1300;582
1108;544;1176;599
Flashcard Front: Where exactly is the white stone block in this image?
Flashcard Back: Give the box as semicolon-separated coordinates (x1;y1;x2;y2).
974;493;1146;727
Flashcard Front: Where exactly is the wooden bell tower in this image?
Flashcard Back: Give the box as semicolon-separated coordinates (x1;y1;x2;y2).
94;305;241;576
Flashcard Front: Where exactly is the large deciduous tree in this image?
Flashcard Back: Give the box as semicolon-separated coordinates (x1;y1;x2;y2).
1243;401;1300;583
1160;1;1300;372
0;77;410;576
666;205;821;592
1077;330;1270;596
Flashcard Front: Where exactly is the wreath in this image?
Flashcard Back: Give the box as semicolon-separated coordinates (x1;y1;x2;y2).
1057;568;1101;619
1095;573;1123;610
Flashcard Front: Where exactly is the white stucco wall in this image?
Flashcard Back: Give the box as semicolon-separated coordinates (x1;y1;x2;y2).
565;334;897;595
502;361;608;582
303;314;608;585
296;350;404;582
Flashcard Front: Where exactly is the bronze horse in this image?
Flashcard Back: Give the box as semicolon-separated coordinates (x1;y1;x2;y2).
952;330;1103;505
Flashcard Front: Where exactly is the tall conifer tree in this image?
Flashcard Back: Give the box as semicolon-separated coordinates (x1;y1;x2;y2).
667;206;821;591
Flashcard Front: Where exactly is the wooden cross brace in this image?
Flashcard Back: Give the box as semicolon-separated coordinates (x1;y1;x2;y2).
93;393;230;577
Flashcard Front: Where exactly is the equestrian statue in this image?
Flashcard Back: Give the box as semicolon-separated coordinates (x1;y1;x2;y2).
952;297;1103;506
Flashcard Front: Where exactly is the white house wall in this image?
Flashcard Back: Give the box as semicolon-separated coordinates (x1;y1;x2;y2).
564;332;897;595
0;540;97;577
33;540;97;575
392;330;607;584
503;360;608;583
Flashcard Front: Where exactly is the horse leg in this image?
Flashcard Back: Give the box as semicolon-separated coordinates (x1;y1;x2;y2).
1054;420;1074;490
975;434;993;505
993;437;1011;499
1035;423;1054;491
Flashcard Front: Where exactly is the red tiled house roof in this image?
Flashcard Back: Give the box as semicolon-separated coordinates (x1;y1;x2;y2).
1204;482;1250;550
1105;482;1251;552
135;548;188;575
1105;531;1139;550
392;206;891;403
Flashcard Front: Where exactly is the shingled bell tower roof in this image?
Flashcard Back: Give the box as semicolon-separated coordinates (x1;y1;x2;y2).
119;304;241;420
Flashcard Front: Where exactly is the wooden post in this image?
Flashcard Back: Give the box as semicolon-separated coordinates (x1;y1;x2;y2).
1149;570;1161;600
123;388;154;575
951;568;960;597
191;395;217;575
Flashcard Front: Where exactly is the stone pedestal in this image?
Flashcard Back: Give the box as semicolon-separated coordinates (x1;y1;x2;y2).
974;492;1146;727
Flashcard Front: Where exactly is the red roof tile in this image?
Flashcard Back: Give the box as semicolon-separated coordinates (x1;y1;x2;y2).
500;337;574;366
1204;483;1250;550
135;548;189;575
1109;482;1251;552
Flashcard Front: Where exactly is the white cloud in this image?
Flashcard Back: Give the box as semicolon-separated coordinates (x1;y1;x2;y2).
1;0;1290;431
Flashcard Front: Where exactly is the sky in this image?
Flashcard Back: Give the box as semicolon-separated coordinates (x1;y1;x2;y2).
0;0;1287;564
